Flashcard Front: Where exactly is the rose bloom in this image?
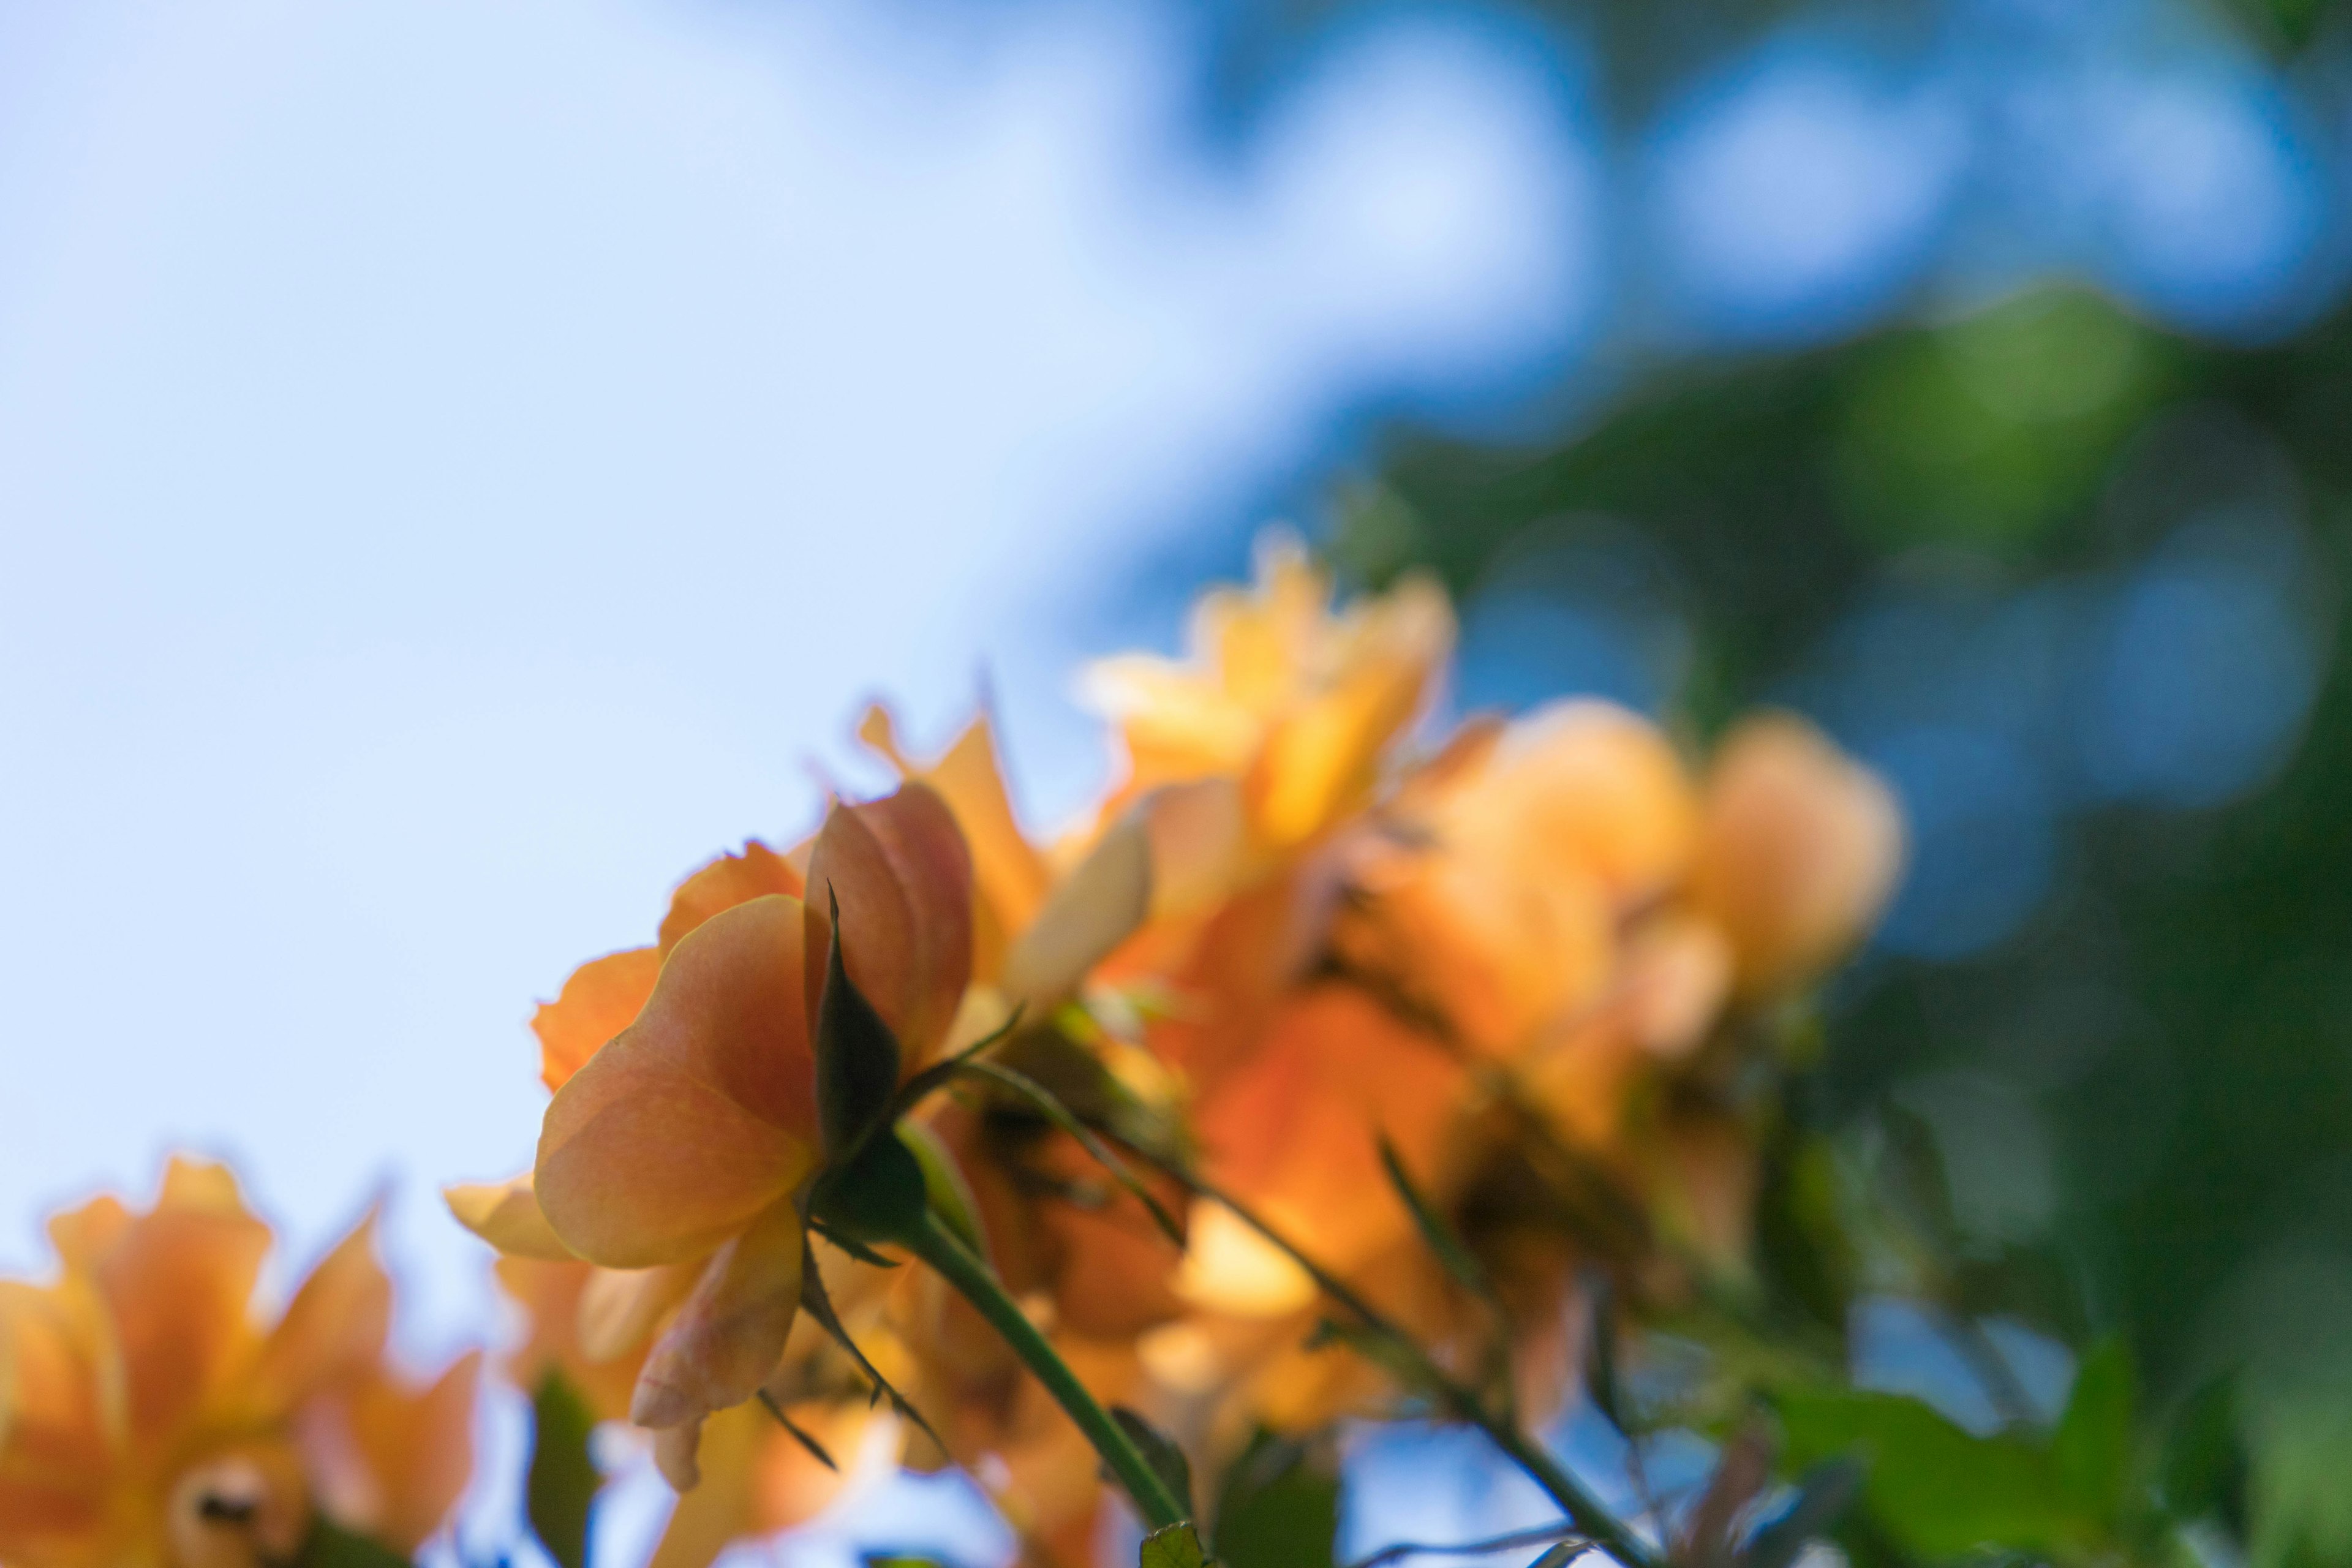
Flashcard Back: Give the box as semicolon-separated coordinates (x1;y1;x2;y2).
448;783;971;1490
0;1159;477;1568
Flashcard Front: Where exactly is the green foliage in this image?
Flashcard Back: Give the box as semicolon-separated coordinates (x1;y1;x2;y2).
1776;1340;2139;1559
815;890;903;1163
1777;1388;2076;1557
1114;1406;1199;1522
527;1370;602;1568
1212;1433;1341;1568
292;1520;413;1568
898;1117;987;1256
2051;1338;2136;1525
810;1126;929;1245
1139;1521;1211;1568
1343;277;2352;1564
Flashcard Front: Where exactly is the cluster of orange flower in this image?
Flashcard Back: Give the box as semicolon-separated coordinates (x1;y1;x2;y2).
0;538;1899;1568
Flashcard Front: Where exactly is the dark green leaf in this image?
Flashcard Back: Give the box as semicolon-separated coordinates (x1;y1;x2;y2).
899;1118;987;1257
796;1229;946;1453
1139;1521;1211;1568
526;1369;601;1568
293;1520;413;1568
1214;1431;1340;1568
816;884;902;1162
1377;1135;1499;1311
955;1058;1182;1243
1527;1544;1594;1568
1741;1458;1864;1568
1113;1405;1197;1521
1776;1387;2076;1558
810;1125;929;1245
2051;1336;2136;1519
2158;1373;2247;1530
1583;1271;1628;1434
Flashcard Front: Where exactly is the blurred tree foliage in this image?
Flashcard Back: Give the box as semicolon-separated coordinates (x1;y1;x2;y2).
1330;285;2352;1564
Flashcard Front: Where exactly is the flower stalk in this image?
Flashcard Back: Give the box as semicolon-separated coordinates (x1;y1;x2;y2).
897;1202;1193;1532
1151;1161;1662;1568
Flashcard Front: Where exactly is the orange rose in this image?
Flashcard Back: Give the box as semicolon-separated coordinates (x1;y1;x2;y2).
0;1159;477;1568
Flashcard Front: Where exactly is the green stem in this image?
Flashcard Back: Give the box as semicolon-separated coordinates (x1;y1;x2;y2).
1156;1163;1661;1568
899;1205;1191;1532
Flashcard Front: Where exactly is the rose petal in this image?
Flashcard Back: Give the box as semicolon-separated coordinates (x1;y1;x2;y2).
577;1262;702;1365
535;948;663;1093
652;1420;705;1493
0;1281;115;1544
1447;699;1700;906
307;1355;482;1553
630;1199;804;1430
1694;714;1904;995
249;1208;392;1415
86;1186;271;1457
444;1176;576;1262
492;1257;644;1423
537;897;820;1267
803;783;973;1063
1249;573;1452;849
659;843;804;954
998;809;1150;1006
861;705;1050;940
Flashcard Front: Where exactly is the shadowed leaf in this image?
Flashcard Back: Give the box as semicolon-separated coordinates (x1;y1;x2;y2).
1216;1431;1340;1568
818;886;902;1162
1113;1405;1197;1521
527;1369;601;1568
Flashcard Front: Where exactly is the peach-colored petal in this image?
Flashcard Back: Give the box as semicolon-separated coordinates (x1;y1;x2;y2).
803;783;974;1064
1338;831;1616;1057
659;842;804;954
1250;575;1452;850
1194;986;1466;1280
998;809;1150;1007
249;1212;391;1418
444;1176;576;1262
762;1409;884;1532
0;1281;115;1551
645;1412;745;1568
861;705;1051;941
577;1262;702;1365
1142;777;1249;919
309;1355;482;1555
535;948;663;1093
491;1258;641;1423
1694;714;1904;995
630;1199;804;1431
537;897;820;1268
89;1196;271;1460
1445;699;1700;905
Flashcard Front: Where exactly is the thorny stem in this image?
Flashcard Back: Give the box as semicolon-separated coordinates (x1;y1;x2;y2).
897;1204;1192;1532
1139;1156;1663;1568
